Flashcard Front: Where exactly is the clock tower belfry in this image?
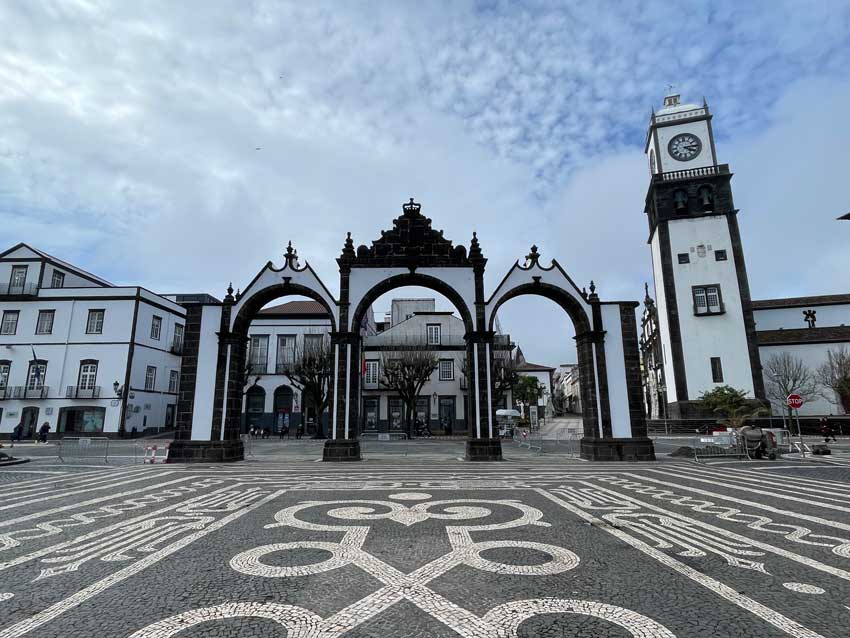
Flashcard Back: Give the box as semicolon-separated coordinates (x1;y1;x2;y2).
644;91;765;420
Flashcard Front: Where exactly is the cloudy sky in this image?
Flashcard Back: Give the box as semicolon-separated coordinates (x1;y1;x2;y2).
2;1;850;365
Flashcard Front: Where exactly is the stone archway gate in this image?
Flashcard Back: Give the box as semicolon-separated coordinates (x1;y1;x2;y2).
169;200;655;463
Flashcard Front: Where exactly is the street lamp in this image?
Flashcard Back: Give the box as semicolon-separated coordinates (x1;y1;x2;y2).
114;381;127;437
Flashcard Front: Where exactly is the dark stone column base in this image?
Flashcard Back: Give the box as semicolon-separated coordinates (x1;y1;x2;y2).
580;437;656;462
166;439;244;463
465;438;503;461
323;439;361;462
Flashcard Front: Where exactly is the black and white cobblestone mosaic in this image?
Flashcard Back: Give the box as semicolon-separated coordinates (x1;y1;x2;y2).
0;458;848;637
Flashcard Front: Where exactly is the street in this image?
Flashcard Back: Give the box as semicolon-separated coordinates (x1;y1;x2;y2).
1;442;850;637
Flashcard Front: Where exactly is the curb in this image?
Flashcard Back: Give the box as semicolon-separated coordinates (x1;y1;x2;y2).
0;456;31;467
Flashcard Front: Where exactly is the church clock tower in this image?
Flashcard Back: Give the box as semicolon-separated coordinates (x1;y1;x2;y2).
644;91;764;419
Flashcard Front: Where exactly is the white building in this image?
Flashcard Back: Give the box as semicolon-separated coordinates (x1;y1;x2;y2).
242;300;336;436
754;294;850;416
362;299;471;434
0;244;185;438
642;91;849;423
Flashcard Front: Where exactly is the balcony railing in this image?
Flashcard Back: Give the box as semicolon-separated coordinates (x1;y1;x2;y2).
4;386;50;399
66;385;101;399
0;283;39;298
170;339;184;355
655;164;729;183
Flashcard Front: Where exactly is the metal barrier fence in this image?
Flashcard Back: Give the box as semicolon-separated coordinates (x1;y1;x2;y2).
360;431;409;456
58;437;110;463
240;434;256;458
511;427;581;456
692;433;747;463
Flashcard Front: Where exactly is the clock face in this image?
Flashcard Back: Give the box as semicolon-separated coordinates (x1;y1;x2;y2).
668;133;702;162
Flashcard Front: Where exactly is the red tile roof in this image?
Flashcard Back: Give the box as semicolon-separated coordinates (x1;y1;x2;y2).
257;300;329;316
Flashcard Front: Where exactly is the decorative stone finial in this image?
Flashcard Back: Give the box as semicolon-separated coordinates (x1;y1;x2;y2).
525;245;540;267
339;231;355;261
225;282;234;302
402;197;421;215
589;280;596;294
469;231;484;262
284;240;299;268
581;287;587;299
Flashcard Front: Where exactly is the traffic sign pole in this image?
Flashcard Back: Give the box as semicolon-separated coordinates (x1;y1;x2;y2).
787;394;805;458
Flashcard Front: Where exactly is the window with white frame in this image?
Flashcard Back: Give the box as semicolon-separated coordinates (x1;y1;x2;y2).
0;361;10;388
693;285;723;315
150;315;162;340
78;361;98;390
439;359;454;381
427;324;441;346
276;335;294;369
1;310;19;335
9;266;27;291
27;361;46;390
51;270;65;288
86;309;104;334
249;335;269;372
304;333;324;353
365;360;379;385
169;370;179;393
173;324;184;350
145;366;157;391
36;310;55;335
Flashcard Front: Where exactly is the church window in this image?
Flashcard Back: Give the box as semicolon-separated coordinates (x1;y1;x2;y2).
693;285;724;315
715;249;727;261
710;357;724;383
677;253;690;264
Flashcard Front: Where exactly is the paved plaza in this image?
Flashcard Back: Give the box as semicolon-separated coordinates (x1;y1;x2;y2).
1;447;850;637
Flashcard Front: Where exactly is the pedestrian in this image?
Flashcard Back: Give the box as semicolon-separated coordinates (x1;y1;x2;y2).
821;416;837;443
12;422;23;443
296;423;304;439
38;421;51;444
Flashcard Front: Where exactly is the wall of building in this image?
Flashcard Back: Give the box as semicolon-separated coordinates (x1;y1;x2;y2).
668;216;754;398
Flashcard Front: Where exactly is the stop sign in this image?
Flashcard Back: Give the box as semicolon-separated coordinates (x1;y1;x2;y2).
786;394;804;409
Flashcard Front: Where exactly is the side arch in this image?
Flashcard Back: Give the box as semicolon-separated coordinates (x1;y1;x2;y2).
232;282;337;336
486;282;592;335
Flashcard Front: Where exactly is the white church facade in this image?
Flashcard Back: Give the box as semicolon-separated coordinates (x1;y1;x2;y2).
640;93;850;426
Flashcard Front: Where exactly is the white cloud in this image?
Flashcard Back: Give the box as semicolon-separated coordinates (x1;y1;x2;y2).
0;1;849;367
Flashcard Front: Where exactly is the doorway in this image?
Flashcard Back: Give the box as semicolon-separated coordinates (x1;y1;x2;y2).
273;385;294;434
363;397;379;432
438;397;455;434
245;386;266;433
165;404;175;430
21;406;39;438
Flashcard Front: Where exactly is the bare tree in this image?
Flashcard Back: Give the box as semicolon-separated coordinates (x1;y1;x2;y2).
816;345;850;414
279;335;333;438
763;352;820;420
379;337;438;438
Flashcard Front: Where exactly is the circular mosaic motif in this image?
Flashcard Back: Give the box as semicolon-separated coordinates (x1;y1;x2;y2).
0;593;13;602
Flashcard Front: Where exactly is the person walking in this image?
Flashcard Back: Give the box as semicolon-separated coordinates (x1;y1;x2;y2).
38;421;51;444
821;416;837;443
12;422;24;443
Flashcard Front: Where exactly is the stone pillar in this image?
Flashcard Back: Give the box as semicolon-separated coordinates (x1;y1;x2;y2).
324;331;361;461
174;303;203;442
464;330;501;461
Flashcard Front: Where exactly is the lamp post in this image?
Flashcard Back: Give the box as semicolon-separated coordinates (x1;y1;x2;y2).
114;381;127;438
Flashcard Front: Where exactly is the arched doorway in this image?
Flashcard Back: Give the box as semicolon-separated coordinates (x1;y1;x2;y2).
244;385;266;432
273;385;294;434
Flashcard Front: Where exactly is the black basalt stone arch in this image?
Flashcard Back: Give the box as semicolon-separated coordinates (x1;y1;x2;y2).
231;282;338;337
350;272;475;336
486;282;591;335
486;281;602;441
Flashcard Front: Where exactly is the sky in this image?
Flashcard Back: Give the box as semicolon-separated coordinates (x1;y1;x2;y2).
2;1;850;366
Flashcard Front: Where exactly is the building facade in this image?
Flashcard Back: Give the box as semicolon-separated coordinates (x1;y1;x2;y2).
0;244;185;438
641;92;849;422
